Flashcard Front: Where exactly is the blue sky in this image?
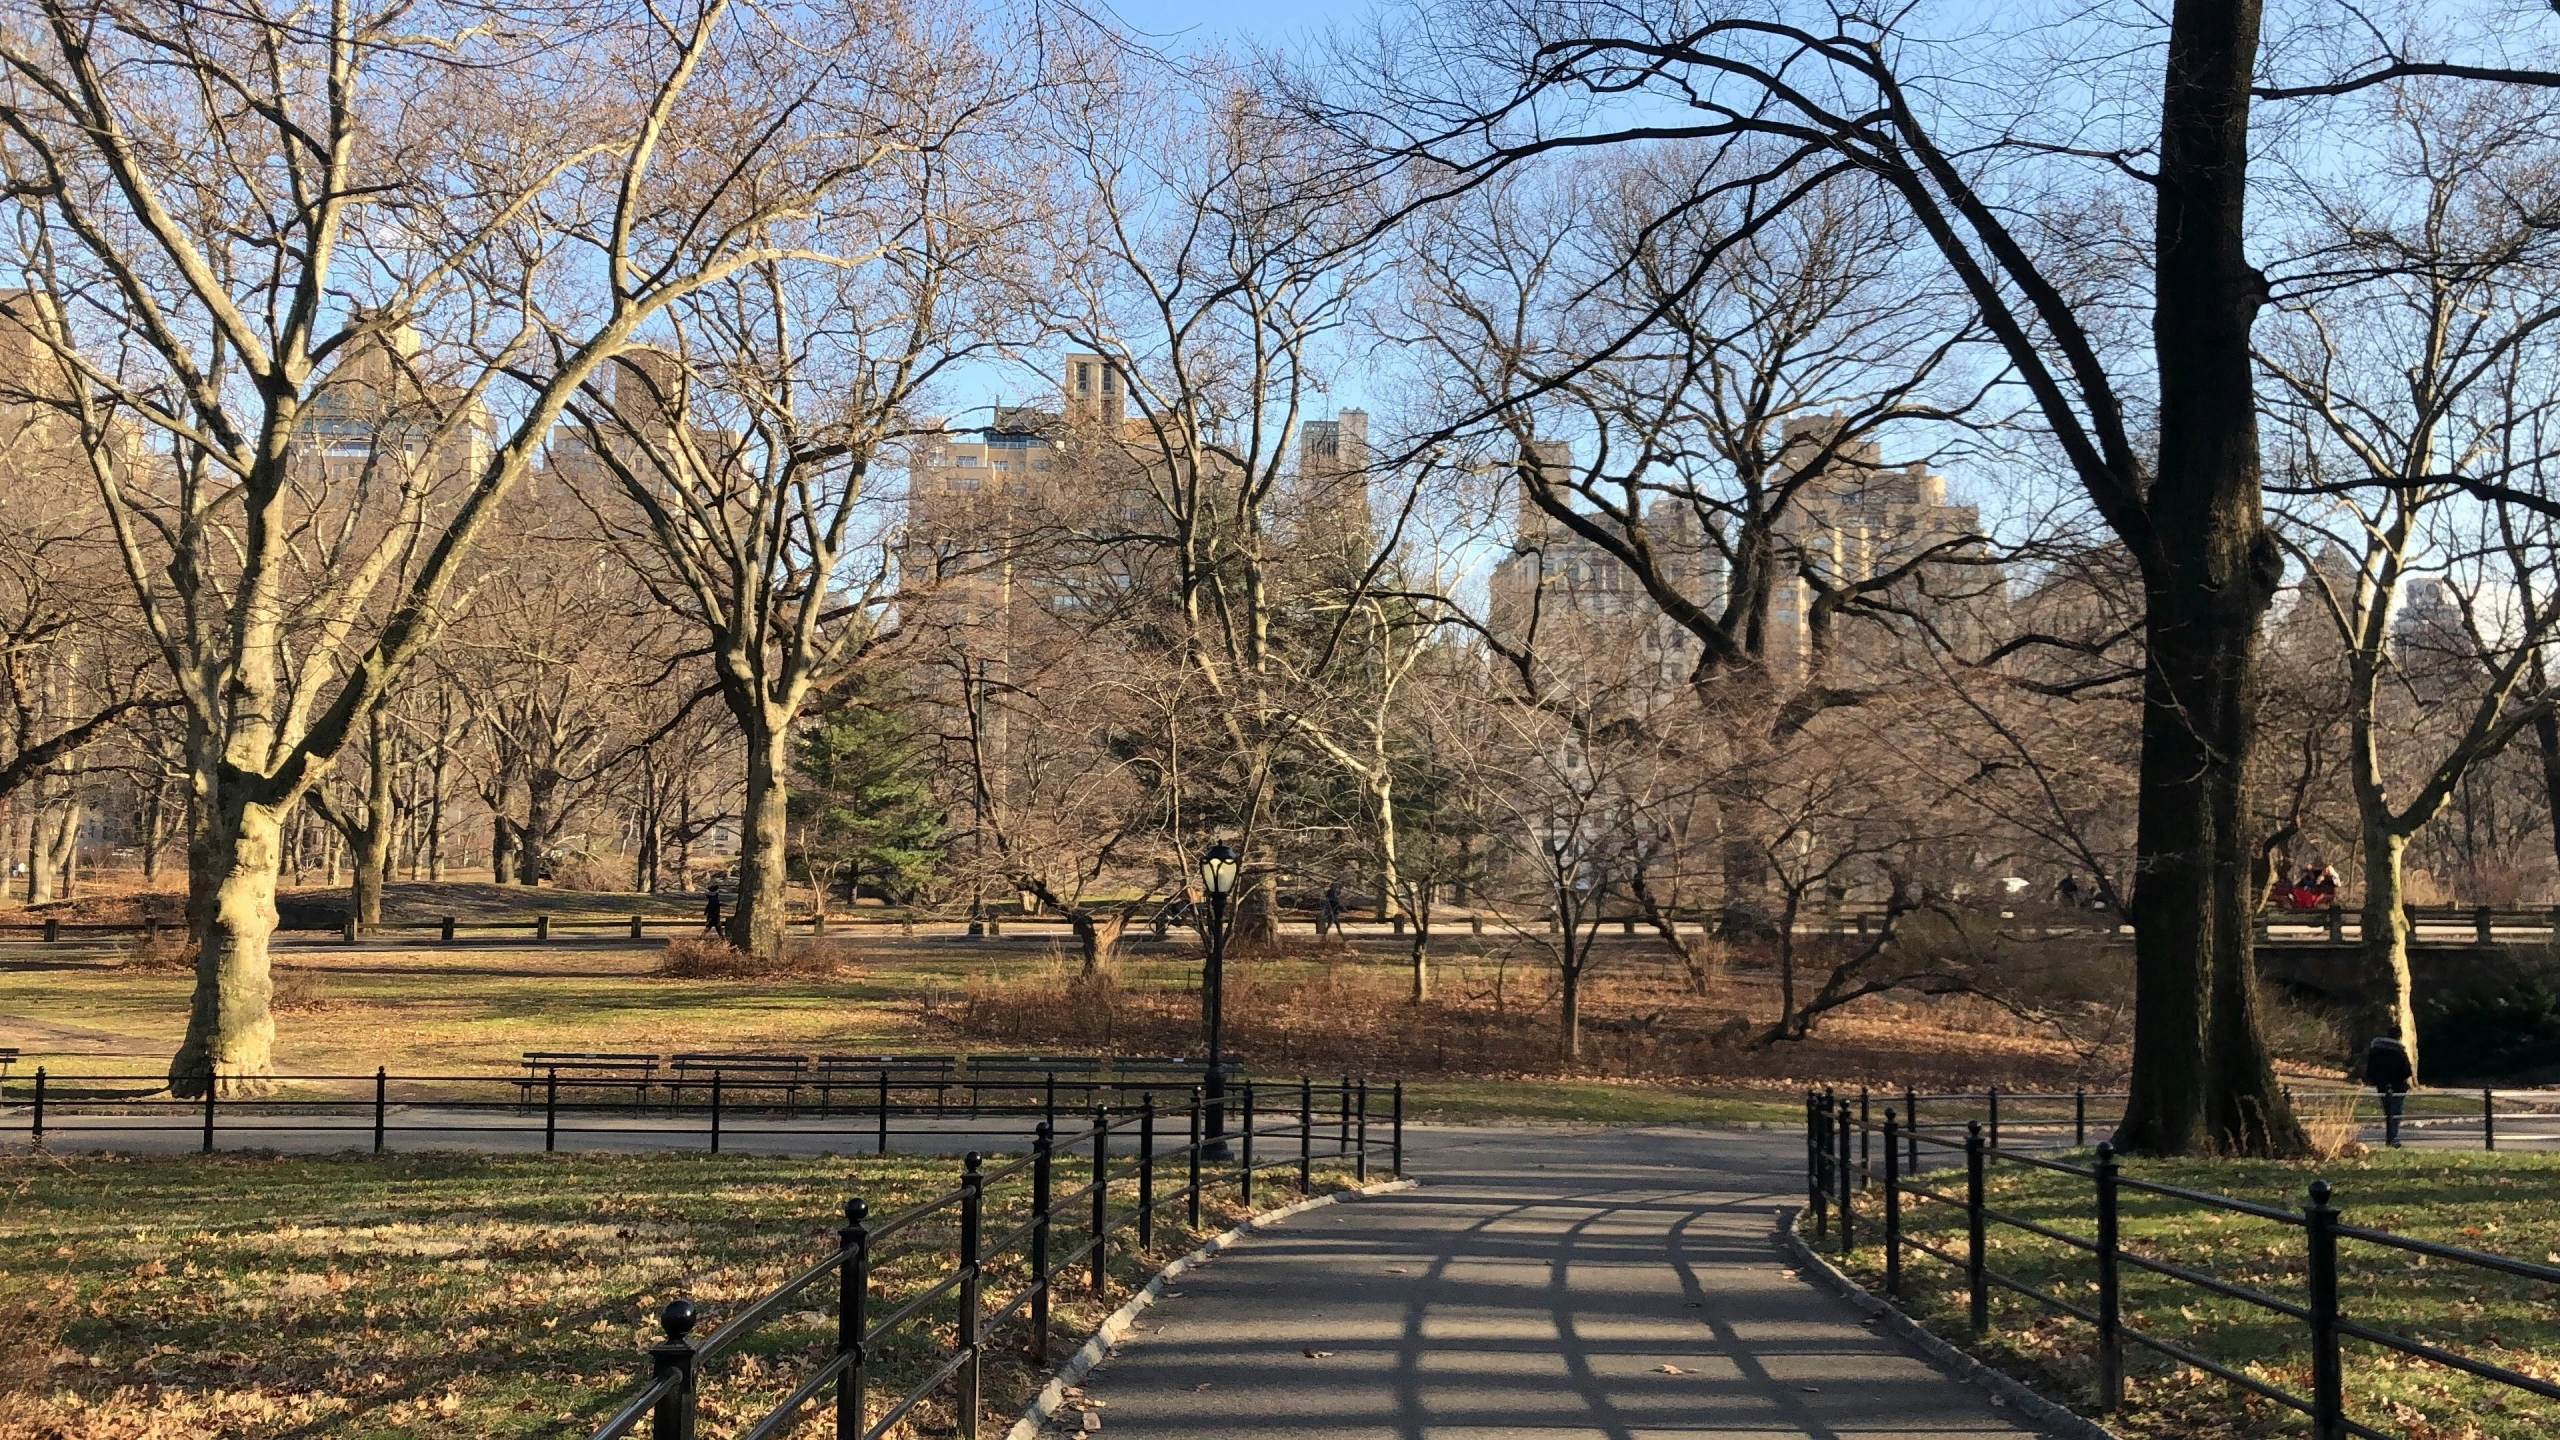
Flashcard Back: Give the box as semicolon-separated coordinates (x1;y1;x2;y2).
1103;0;1373;48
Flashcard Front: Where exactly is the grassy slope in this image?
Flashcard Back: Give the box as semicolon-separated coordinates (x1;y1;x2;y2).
0;1147;1355;1440
0;941;1818;1122
1832;1149;2560;1439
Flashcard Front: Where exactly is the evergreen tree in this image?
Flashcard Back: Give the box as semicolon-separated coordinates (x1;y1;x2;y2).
790;684;944;904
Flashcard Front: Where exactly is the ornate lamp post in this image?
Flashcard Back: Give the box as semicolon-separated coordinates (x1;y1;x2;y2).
1200;842;1238;1158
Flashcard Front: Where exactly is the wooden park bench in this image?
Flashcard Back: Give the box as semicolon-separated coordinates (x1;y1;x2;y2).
815;1054;956;1114
668;1053;809;1111
517;1052;660;1107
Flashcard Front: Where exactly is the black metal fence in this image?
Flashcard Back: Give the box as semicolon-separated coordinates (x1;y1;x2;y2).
1846;1083;2560;1154
1806;1088;2560;1439
585;1079;1397;1440
0;1065;1388;1159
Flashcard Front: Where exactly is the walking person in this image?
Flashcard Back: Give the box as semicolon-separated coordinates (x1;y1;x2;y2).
1318;880;1343;937
704;884;724;935
2364;1034;2413;1147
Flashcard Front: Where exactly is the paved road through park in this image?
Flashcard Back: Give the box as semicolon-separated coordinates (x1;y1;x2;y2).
1048;1124;2046;1439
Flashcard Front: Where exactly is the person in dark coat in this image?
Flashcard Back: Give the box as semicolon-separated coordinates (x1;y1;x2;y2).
705;886;724;934
2364;1035;2413;1146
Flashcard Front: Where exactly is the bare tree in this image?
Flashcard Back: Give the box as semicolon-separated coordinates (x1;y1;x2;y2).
1040;50;1388;944
1350;0;2328;1153
566;24;1033;953
0;0;919;1091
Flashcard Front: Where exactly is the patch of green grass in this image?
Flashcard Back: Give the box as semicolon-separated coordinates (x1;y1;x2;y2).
0;1146;1361;1439
1831;1149;2560;1439
1399;1078;1798;1125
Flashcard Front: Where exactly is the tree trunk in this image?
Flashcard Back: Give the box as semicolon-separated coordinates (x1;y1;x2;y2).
42;798;76;899
351;711;393;933
1074;907;1126;975
426;748;447;883
171;792;284;1096
2360;825;2418;1076
141;782;165;882
727;722;790;960
519;773;555;885
491;814;520;887
2114;0;2301;1158
1559;949;1582;1060
1236;870;1280;947
2534;671;2560;880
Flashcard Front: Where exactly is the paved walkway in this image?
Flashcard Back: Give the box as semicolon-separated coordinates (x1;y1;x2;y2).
1053;1126;2044;1439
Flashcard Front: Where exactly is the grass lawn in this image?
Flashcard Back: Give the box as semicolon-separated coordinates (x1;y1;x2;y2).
0;933;1824;1127
0;1146;1358;1440
1832;1149;2560;1439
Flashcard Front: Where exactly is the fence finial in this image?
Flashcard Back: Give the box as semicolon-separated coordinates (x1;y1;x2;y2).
659;1297;697;1340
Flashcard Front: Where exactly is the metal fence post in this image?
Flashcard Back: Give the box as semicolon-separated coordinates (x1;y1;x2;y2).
1965;1121;1988;1334
650;1299;700;1440
1138;1094;1156;1250
1987;1085;2000;1150
2095;1143;2122;1413
958;1152;982;1438
535;914;550;943
1186;1089;1202;1230
1811;1091;1831;1242
2484;1088;2496;1151
710;1072;723;1155
1392;1081;1404;1179
838;1199;869;1440
546;1067;559;1153
203;1078;216;1154
1805;1090;1822;1230
877;1069;890;1156
1337;1076;1351;1156
2075;1088;2087;1148
2306;1179;2343;1440
1356;1079;1369;1183
1298;1077;1313;1194
373;1067;387;1155
1240;1082;1256;1207
441;914;456;943
1091;1106;1110;1295
1858;1086;1870;1182
1836;1099;1854;1252
30;1066;42;1145
1030;1125;1053;1368
1044;1072;1057;1131
1883;1108;1902;1294
1905;1084;1919;1174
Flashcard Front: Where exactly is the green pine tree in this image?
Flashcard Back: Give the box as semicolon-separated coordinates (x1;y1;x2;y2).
790;683;944;904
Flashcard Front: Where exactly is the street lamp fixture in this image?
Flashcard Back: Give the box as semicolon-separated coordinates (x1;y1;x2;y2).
1199;843;1238;1158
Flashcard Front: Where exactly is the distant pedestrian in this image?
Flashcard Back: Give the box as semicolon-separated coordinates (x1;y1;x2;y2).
704;886;724;934
2364;1035;2413;1147
2056;874;2082;906
1319;881;1343;937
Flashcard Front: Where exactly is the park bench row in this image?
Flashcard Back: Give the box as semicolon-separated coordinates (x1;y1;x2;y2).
512;1050;1245;1112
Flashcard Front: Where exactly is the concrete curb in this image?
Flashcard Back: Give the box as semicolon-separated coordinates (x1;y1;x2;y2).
1775;1205;2125;1440
1005;1177;1422;1440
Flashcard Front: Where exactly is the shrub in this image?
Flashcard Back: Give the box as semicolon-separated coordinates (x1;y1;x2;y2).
657;935;843;979
120;932;197;973
2418;980;2560;1082
271;967;333;1014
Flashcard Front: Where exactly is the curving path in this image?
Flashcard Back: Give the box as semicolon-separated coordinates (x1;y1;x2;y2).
1047;1125;2047;1439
